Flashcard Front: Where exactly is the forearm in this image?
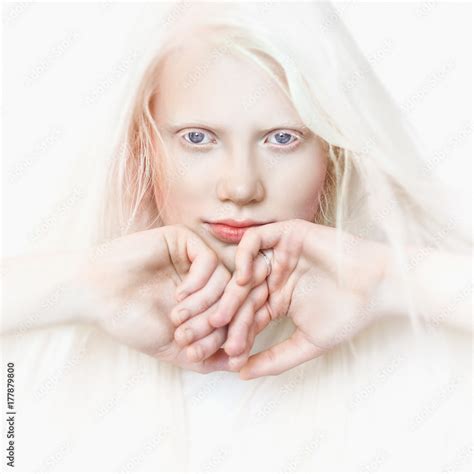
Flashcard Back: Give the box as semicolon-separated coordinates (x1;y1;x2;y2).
379;246;472;332
1;251;91;336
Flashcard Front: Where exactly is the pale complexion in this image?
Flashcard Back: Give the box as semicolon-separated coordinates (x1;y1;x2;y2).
2;36;469;379
151;37;328;273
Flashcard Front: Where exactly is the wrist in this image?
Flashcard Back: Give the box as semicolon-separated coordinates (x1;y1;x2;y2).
74;250;104;328
370;244;403;323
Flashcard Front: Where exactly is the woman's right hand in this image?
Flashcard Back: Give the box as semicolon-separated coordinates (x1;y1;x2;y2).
80;225;236;373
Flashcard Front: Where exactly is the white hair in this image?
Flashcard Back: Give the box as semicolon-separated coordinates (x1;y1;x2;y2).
6;2;470;469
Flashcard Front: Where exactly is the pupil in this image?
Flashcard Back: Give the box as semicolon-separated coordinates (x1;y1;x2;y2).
276;132;291;144
189;132;204;144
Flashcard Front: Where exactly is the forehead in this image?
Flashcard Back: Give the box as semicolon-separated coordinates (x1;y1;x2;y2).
152;37;302;129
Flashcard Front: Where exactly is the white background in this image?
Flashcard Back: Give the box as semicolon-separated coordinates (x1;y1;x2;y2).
2;1;472;257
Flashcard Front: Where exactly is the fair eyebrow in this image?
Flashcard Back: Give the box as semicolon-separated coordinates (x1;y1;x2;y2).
163;121;310;137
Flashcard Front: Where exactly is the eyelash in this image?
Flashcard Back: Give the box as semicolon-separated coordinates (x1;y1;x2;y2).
180;129;302;152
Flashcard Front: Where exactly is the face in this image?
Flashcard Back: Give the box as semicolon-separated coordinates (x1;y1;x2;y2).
152;37;328;272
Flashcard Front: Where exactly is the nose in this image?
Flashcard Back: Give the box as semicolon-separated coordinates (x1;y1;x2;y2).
216;148;265;205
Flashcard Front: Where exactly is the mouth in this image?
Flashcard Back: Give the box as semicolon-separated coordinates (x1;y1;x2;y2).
203;219;273;244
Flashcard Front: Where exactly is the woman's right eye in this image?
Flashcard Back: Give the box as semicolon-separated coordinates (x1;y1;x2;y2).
182;130;215;146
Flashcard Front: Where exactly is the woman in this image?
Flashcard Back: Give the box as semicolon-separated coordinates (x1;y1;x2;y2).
3;1;471;470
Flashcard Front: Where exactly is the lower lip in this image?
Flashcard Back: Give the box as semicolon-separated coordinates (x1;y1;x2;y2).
205;223;261;244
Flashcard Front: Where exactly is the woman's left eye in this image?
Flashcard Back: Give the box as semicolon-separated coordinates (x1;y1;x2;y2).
266;131;299;146
182;130;214;146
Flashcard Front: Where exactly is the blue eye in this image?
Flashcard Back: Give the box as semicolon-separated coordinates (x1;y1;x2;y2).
183;130;214;145
267;131;298;146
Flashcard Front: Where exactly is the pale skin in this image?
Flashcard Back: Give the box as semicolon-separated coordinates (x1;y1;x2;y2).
2;225;246;373
3;221;470;378
209;219;472;379
147;37;328;368
2;38;471;378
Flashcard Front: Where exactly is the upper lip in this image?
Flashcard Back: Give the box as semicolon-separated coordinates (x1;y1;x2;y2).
205;219;271;228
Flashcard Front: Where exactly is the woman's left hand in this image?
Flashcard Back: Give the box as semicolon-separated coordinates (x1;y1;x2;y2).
214;219;389;379
172;242;272;371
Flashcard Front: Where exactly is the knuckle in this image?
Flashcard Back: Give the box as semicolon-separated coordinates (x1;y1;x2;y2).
237;317;253;334
259;285;269;302
201;292;215;309
246;291;260;310
188;343;203;361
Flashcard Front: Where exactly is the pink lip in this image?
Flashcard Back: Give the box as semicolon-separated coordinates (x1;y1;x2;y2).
204;219;272;244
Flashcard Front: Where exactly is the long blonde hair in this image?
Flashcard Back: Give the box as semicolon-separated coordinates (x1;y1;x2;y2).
84;1;470;468
97;0;469;307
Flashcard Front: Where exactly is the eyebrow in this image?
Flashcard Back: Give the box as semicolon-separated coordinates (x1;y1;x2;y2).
164;121;310;136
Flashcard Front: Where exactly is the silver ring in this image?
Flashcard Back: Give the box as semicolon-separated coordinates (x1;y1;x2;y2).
259;250;272;277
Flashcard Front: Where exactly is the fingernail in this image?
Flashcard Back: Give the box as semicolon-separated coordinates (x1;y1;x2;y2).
237;269;248;285
190;345;203;361
236;270;244;284
183;328;193;343
176;327;193;345
239;371;253;380
239;367;254;380
174;308;189;325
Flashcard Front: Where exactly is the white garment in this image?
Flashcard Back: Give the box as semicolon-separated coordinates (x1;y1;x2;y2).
3;315;471;471
179;319;472;472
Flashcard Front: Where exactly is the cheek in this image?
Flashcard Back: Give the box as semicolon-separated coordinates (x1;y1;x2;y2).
158;157;214;224
267;152;328;219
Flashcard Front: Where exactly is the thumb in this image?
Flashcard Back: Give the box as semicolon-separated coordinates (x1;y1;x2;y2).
239;329;325;379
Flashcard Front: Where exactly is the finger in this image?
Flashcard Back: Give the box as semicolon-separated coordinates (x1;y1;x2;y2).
228;321;257;371
174;302;218;347
210;254;269;328
171;265;228;325
186;326;228;363
239;329;325;379
227;303;273;371
223;301;254;357
197;348;234;373
236;223;282;285
223;282;267;356
255;304;272;334
208;276;251;328
176;238;219;301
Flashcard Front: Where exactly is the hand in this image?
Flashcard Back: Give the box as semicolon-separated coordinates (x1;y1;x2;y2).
173;247;272;371
81;225;235;373
216;219;388;378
